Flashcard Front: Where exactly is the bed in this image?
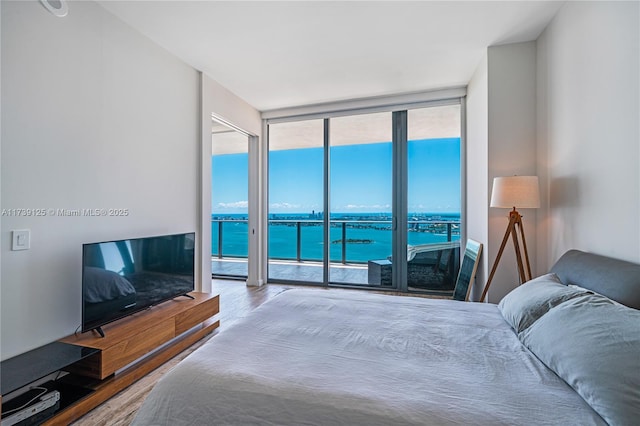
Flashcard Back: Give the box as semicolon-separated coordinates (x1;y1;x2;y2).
132;250;640;425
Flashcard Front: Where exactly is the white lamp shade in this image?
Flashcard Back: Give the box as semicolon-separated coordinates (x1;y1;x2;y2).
490;176;540;209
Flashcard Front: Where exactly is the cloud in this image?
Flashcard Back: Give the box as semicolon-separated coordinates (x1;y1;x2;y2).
269;202;301;209
217;201;248;209
344;204;391;210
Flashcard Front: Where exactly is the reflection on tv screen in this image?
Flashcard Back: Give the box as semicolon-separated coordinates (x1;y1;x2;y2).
82;232;195;333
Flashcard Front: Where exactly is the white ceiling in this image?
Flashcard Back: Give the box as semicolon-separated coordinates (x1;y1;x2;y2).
97;1;564;112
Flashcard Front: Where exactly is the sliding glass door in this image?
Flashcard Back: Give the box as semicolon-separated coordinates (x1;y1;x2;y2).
268;119;325;283
405;105;461;293
266;101;462;293
329;112;393;287
211;122;250;279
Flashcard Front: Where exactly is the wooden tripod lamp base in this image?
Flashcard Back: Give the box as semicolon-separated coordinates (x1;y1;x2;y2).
480;209;532;302
480;176;539;303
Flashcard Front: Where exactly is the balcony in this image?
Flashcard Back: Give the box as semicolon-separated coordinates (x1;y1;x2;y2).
211;218;460;291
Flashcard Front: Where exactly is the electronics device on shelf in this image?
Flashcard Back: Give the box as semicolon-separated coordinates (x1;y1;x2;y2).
1;389;60;426
82;232;195;337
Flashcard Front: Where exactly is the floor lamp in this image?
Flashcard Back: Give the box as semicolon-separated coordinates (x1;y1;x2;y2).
480;176;540;302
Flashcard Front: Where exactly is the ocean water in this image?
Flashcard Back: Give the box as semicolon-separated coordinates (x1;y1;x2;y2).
212;213;460;263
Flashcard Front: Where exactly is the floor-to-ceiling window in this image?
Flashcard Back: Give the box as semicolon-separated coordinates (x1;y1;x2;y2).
268;119;325;283
266;99;462;293
405;105;461;293
329;112;393;286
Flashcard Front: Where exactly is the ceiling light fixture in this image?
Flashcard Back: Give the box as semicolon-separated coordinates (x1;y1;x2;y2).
40;0;68;18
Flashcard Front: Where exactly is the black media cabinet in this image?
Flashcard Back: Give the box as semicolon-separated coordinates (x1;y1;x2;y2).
0;341;99;422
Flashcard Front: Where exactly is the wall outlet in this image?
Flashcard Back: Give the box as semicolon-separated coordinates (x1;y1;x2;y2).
12;229;31;251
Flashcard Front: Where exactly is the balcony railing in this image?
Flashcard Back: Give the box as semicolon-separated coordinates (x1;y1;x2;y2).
211;218;460;264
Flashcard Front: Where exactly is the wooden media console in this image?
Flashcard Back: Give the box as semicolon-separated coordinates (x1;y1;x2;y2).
39;292;219;425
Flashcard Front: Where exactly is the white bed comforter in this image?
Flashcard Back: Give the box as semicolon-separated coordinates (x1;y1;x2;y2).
132;289;605;425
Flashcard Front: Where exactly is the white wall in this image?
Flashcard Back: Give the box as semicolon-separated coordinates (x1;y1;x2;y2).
536;1;640;267
467;3;640;300
199;74;262;290
465;54;489;301
486;42;538;302
466;42;537;303
1;1;199;359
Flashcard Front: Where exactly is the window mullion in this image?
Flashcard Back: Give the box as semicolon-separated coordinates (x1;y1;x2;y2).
392;111;408;291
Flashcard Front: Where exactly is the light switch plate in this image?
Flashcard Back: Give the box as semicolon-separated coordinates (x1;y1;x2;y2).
12;229;31;251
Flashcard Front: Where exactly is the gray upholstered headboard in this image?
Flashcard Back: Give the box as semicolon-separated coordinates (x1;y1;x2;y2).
550;250;640;310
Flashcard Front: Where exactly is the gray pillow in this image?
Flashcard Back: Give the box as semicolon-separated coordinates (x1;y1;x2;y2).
519;294;640;425
498;273;586;333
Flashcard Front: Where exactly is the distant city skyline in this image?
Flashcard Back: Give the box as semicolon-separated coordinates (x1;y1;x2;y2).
212;138;460;214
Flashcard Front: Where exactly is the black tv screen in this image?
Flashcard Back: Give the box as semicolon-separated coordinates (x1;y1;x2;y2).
82;232;195;334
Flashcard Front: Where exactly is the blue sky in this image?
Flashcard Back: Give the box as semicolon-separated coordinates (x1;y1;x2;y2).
212;138;460;214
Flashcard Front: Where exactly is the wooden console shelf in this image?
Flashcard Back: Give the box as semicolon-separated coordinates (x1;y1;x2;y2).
46;292;219;425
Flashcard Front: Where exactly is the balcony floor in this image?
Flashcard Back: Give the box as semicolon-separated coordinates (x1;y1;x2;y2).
212;258;371;285
211;258;456;295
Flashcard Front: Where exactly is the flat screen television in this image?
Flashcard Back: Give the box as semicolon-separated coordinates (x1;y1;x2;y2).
82;232;195;336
